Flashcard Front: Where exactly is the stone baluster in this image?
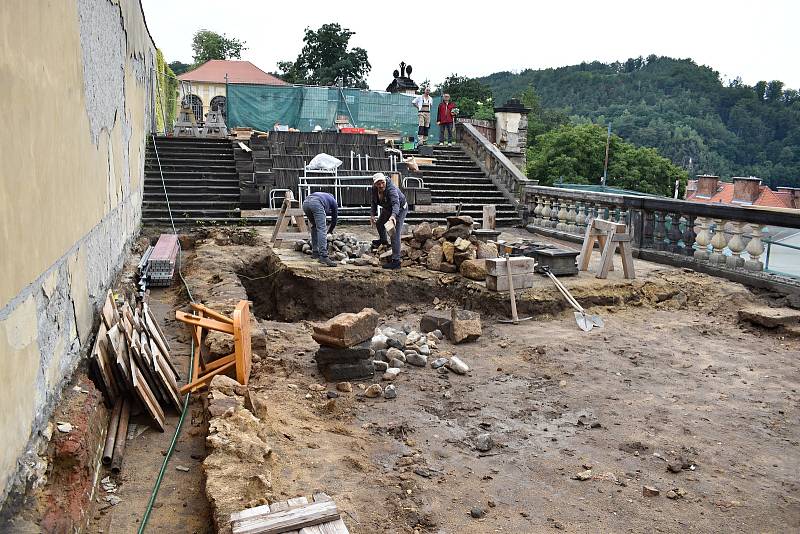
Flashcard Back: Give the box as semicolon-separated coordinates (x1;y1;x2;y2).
642;210;655;249
744;224;766;271
575;201;586;236
542;198;553;228
709;219;729;265
533;195;544;227
682;214;696;256
725;221;746;268
566;201;577;234
667;212;683;253
584;202;596;228
653;211;667;251
693;217;711;259
555;200;567;232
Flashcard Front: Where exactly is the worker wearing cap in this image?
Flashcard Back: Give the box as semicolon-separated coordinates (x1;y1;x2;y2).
411;87;433;145
370;173;408;270
302;191;338;267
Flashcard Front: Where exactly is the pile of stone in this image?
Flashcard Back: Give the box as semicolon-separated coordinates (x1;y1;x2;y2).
382;217;499;281
311;308;379;381
295;233;372;263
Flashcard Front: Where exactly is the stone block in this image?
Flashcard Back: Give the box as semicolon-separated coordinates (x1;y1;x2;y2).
476;242;498;259
432;226;447;239
453;247;477;268
532;248;579;276
454;237;471;251
312;307;379;348
439;262;458;273
314;341;373;365
451;309;481;344
413;222;433;241
427;245;443;270
420;311;452;335
486;273;536;292
485;257;536;276
442;241;455;263
447;215;474;227
444;224;471;241
738;306;800;328
460;259;487;281
319;360;375;382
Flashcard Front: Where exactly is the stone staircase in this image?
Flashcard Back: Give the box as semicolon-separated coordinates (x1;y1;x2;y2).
142;136;240;225
405;144;520;226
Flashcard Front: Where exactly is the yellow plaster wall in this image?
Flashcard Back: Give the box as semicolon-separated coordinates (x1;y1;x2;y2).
0;0;154;500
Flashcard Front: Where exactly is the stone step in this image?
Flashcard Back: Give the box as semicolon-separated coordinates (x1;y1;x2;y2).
150;149;234;158
142;216;242;225
419;170;486;178
142;208;241;219
143;200;240;209
143;192;240;202
143;179;240;189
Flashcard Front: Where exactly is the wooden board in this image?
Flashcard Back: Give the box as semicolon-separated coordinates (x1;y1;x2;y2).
130;354;165;432
144;305;179;379
102;290;120;329
144;304;171;352
106;324;133;393
153;349;183;412
231;500;339;534
91;322;117;406
485;257;536;276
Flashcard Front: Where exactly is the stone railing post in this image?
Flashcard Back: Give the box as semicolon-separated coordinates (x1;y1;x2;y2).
694;217;711;260
541;197;552;228
726;221;746;268
653;211;667;251
575;201;586;236
566;201;577;234
532;195;543;226
744;224;766;271
682;214;696;256
667;212;683;254
556;200;568;232
709;219;729;265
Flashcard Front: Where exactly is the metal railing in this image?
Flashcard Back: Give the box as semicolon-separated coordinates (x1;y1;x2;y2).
297;175;374;212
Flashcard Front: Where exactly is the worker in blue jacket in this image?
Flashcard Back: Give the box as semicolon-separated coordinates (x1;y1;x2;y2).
370;173;408;270
302;191;338;267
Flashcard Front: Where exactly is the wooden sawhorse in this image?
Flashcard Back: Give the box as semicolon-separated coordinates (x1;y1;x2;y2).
176;300;252;393
270;191;310;248
579;218;636;279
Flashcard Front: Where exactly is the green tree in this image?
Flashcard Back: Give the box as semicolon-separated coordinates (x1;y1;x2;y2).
527;123;687;195
437;74;492;118
519;86;569;144
278;23;370;88
168;61;191;75
191;29;246;65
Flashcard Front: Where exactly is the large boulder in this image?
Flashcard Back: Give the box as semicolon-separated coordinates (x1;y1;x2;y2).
447;215;474;227
442;241;456;263
420;310;452;335
451;309;482;344
427;244;444;271
444;224;471;241
460;259;487;281
453;247;477;267
476;242;498;259
413;222;433;241
312;308;380;348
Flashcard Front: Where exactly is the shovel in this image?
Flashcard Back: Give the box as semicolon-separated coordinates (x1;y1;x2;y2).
499;255;533;324
540;267;603;332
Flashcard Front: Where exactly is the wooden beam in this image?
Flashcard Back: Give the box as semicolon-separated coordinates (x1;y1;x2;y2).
231;500;340;534
176;311;235;335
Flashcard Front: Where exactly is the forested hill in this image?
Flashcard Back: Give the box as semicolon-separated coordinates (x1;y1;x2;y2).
479;56;800;188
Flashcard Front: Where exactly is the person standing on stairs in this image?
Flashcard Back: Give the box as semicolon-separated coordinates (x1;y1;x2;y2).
302;192;338;267
411;86;433;145
437;93;456;146
370;173;409;270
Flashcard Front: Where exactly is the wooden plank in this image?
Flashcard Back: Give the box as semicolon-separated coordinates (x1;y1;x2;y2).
91;322;118;401
190;302;234;325
233;301;252;385
102;290;120;329
153;352;183;412
144;304;171;352
597;232;617;279
144;309;180;381
175;311;235;335
131;354;166;431
106;324;133;392
592;218;627;233
619;241;636;280
231;500;339;534
485;257;536;276
578;225;597;271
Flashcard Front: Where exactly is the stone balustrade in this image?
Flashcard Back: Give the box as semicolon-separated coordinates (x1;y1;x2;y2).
457;121;531;209
523;184;800;287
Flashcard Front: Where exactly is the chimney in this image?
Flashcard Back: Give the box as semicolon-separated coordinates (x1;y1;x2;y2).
732;176;762;204
777;187;800;209
695;175;720;197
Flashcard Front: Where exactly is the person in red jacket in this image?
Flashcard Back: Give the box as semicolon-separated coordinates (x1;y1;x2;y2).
436;93;457;146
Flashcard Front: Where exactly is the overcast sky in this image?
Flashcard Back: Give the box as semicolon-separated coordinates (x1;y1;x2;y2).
141;0;799;90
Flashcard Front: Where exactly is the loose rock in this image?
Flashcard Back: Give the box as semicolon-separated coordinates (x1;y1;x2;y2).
336;382;353;393
383;368;402;380
642;485;660;497
389;358;405;368
470;507;485;519
475;433;493;452
405;352;428;367
451;309;482;344
373;360;389;372
386;347;406;362
384;384;397;399
446;356;470;374
430;357;448;369
364;384;383;398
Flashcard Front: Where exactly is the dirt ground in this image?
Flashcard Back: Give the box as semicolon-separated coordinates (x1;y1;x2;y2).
90;226;800;533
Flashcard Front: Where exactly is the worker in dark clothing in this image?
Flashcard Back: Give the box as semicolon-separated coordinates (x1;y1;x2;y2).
370;173;408;270
302;192;338;267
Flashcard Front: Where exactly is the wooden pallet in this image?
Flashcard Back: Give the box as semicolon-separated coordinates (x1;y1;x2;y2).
230;493;348;534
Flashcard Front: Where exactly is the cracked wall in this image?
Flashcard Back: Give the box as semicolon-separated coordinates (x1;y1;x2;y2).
0;0;155;505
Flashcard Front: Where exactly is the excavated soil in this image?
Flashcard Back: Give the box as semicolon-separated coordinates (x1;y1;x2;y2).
90;227;800;533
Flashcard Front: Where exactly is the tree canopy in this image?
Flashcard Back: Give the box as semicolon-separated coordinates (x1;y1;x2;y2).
278;23;370;88
527;123;688;196
480;56;800;188
191;29;246;65
436;74;494;119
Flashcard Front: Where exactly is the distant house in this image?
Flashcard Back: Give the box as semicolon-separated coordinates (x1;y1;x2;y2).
177;60;287;122
686;175;799;210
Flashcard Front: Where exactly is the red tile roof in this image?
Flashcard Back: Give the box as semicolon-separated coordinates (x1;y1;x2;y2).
178;60;287;85
686;180;795;209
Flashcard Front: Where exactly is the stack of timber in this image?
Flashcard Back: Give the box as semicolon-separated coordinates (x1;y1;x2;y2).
230;493;349;534
138;234;179;290
89;289;183;471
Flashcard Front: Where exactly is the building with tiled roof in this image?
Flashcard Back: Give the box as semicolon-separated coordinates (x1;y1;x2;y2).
177;60;287;122
686;175;800;210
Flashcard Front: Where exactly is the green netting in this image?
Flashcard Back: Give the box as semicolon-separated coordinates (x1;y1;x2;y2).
227;84;442;141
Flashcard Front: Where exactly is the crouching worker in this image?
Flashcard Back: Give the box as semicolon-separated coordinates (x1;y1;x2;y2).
370;173;409;270
302;191;338;267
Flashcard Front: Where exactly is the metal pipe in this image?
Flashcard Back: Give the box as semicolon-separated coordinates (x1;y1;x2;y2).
350;151;354;171
110;398;131;474
102;398;124;465
365;154;369;171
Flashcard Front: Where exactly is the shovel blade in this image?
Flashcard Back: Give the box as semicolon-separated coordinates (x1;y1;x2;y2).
574;312;593;332
590;315;604;328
